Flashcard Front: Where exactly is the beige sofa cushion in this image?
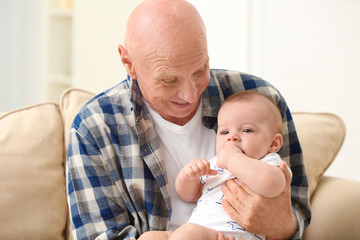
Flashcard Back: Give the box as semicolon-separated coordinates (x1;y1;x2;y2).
0;103;68;240
60;88;96;150
292;112;346;196
303;176;360;240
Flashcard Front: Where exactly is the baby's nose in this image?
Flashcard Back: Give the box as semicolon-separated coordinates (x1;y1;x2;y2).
227;135;240;142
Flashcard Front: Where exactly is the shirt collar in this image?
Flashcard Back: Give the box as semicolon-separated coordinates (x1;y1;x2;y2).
200;70;225;130
128;77;147;123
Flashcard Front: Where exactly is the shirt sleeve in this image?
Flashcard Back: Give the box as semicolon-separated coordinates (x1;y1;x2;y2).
262;153;292;178
67;124;138;240
279;101;311;240
261;153;282;166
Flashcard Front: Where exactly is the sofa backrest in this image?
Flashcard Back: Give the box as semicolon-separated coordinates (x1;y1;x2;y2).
292;112;346;196
0;103;69;239
60;88;96;152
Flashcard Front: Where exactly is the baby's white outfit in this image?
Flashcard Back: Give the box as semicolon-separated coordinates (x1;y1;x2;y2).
187;153;283;240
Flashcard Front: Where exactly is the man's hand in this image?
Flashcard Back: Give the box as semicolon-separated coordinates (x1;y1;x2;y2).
221;161;297;239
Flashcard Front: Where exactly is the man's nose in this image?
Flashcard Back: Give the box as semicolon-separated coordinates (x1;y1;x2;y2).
178;78;197;103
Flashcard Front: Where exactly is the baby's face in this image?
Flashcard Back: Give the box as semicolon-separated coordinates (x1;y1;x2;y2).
216;100;277;160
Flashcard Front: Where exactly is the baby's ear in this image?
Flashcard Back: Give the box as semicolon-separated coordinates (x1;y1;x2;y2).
269;133;283;153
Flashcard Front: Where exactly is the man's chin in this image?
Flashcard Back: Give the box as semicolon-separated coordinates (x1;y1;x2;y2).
163;111;195;125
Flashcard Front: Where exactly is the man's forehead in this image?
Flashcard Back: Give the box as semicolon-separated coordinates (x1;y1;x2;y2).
152;54;209;78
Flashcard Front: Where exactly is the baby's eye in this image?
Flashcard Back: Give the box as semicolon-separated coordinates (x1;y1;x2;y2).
242;129;253;133
220;130;229;135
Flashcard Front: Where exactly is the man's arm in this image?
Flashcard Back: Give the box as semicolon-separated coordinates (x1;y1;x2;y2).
67;127;138;239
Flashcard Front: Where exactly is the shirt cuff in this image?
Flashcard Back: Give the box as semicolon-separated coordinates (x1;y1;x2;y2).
288;206;305;240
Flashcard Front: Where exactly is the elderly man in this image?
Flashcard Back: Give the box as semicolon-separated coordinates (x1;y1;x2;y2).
67;0;311;239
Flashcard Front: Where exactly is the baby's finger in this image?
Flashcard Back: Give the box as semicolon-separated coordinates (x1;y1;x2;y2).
201;160;217;176
217;233;226;240
195;159;208;174
208;169;218;175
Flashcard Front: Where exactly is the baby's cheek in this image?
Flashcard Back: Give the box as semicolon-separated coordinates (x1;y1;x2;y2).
216;140;225;155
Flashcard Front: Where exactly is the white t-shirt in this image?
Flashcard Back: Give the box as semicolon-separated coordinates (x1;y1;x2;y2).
145;100;216;230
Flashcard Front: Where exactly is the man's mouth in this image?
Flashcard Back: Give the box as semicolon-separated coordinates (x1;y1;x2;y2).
177;101;189;105
172;100;191;106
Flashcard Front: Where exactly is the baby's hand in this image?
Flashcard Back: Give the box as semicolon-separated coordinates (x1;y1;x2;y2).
180;158;217;181
217;232;236;240
217;143;243;170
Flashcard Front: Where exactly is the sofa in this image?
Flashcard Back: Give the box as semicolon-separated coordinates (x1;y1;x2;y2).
1;88;359;240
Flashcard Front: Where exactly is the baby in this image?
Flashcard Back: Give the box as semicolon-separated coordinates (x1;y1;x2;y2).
140;90;287;240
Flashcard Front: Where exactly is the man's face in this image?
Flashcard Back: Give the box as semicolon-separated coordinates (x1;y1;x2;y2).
132;40;210;126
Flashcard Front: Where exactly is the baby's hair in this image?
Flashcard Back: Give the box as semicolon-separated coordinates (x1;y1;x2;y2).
223;90;283;134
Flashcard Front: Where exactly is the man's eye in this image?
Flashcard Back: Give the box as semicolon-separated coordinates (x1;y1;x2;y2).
163;79;177;84
195;62;209;75
195;68;205;75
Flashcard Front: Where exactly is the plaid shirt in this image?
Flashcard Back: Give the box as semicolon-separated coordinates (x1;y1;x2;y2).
67;69;311;240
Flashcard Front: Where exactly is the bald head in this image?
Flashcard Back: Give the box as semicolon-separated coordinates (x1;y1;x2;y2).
124;0;207;58
118;0;210;125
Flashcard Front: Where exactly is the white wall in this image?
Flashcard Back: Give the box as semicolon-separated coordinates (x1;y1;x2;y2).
255;0;360;181
0;0;45;112
72;0;141;92
189;0;251;71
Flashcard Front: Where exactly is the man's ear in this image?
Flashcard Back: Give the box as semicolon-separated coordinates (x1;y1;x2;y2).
269;133;283;153
118;44;137;79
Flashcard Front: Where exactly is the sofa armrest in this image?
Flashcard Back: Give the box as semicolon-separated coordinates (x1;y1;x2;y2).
303;176;360;240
